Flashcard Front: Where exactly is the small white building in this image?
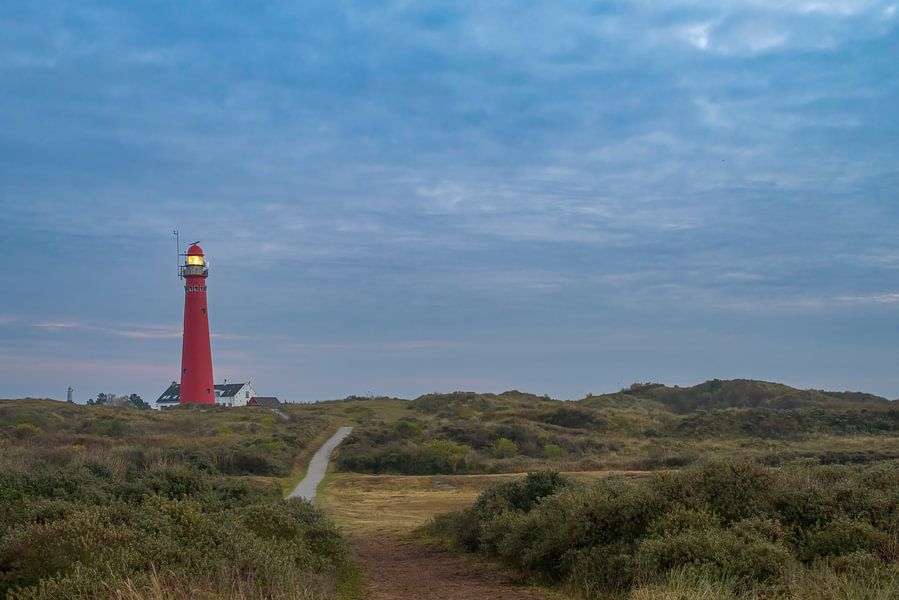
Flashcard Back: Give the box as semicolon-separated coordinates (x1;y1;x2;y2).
156;381;256;408
214;382;256;407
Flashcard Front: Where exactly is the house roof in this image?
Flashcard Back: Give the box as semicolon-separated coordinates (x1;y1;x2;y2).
215;383;247;398
157;382;180;404
249;396;281;407
156;381;250;404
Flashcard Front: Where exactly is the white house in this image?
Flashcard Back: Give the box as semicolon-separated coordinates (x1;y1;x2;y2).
156;381;256;408
214;382;256;407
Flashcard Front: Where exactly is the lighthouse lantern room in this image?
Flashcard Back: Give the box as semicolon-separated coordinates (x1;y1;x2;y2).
179;243;215;404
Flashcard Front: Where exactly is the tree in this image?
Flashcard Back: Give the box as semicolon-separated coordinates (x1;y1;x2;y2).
87;392;150;410
422;440;470;473
127;394;151;410
493;438;519;459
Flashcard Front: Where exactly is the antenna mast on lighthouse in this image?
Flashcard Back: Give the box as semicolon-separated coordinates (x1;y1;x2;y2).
174;229;182;279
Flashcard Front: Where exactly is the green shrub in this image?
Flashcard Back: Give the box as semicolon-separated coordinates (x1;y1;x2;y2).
0;400;344;598
12;423;42;439
800;517;887;560
636;526;792;584
0;469;349;598
541;443;566;459
430;462;899;595
86;417;128;437
493;438;518;459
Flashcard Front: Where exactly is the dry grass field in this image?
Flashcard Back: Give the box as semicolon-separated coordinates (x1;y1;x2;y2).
316;470;648;535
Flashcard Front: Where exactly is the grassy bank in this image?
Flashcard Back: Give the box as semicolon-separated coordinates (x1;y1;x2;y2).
427;464;899;599
326;381;899;476
0;399;355;599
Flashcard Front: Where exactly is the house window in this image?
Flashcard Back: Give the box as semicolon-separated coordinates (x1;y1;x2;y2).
246;391;250;398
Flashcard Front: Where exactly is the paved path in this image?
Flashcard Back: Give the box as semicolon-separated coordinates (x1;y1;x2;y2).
289;426;353;501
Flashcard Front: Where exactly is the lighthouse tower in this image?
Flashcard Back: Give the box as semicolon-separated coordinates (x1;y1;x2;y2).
179;243;215;404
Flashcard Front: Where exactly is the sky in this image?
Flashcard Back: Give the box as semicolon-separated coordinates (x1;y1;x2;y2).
1;1;898;403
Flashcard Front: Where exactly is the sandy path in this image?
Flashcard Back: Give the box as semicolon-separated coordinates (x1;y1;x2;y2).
351;536;551;600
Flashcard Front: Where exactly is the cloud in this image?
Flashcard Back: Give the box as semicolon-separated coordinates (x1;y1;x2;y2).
1;0;898;400
680;21;715;50
0;354;172;378
33;322;83;330
31;321;182;339
836;293;899;304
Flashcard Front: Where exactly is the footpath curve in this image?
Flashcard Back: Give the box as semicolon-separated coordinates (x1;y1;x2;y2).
289;426;353;501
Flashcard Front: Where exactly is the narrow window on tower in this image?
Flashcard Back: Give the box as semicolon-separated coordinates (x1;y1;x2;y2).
201;308;206;315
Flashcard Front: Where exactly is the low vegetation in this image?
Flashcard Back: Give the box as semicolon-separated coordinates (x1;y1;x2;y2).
332;380;899;475
0;399;351;599
319;381;898;597
4;379;897;598
428;464;899;598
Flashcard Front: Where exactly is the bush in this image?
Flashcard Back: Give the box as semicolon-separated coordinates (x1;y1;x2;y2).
0;465;349;598
0;400;344;598
12;424;42;439
800;517;887;560
334;430;475;475
493;438;518;459
429;462;899;596
427;471;568;553
541;443;566;459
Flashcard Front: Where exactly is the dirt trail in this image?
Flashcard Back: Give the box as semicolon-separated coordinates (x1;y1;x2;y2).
351;536;551;600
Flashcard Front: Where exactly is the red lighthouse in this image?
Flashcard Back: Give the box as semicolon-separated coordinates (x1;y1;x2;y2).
179;243;215;404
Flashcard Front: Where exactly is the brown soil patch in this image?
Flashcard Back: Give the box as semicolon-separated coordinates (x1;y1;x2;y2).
351;536;553;600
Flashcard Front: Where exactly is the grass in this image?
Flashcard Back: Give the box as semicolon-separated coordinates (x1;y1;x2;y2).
333;560;366;600
286;396;412;426
0;399;348;599
1;398;332;478
307;381;899;477
317;470;646;536
5;379;898;599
